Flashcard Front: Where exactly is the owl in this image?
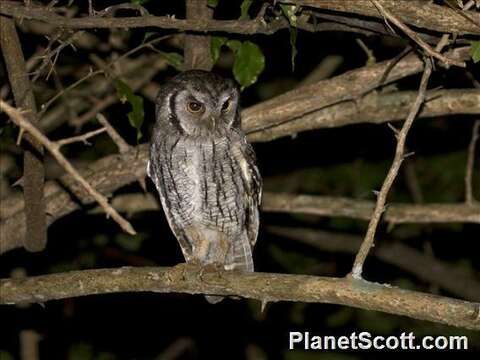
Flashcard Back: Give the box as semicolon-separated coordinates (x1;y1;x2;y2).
147;70;262;303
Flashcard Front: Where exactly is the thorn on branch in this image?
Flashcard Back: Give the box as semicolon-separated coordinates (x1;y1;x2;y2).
0;99;136;235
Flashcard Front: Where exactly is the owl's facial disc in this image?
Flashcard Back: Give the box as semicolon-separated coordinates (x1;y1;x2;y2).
173;86;239;137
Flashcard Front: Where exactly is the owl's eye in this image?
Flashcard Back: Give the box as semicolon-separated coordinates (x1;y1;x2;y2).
221;99;232;113
186;101;204;114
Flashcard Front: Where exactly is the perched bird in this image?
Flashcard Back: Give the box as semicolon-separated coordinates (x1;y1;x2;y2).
147;70;262;303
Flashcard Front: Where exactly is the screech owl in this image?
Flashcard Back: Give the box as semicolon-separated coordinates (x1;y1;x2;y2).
147;70;262;303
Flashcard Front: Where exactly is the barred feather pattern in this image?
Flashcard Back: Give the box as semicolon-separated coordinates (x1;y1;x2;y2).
147;71;261;303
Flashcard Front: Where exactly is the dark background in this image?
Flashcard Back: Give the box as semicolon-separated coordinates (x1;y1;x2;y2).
1;0;479;359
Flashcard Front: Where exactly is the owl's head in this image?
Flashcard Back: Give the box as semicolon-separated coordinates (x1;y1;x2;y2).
156;70;240;137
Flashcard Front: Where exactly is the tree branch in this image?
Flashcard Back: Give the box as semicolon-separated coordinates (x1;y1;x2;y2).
369;0;465;67
0;16;47;252
248;89;480;142
351;58;433;278
1;0;478;35
242;47;470;135
465;120;480;204
92;192;480;225
183;0;213;71
0;100;136;236
2;156;479;255
1;266;479;330
291;0;480;35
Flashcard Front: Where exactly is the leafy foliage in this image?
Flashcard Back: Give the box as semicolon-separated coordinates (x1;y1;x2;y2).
207;0;219;8
114;79;144;142
211;37;265;89
158;51;184;70
240;0;254;20
470;40;480;63
231;41;265;89
280;4;299;71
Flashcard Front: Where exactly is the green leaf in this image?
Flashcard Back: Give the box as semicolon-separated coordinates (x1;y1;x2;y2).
142;31;157;43
470;40;480;63
211;36;228;64
226;39;242;53
157;51;184;70
207;0;219;7
240;0;254;20
231;41;265;89
280;4;299;71
114;79;144;142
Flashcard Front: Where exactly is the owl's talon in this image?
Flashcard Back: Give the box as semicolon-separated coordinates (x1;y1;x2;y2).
198;263;224;282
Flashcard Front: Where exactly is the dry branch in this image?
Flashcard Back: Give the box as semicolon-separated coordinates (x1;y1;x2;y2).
242;48;470;135
0;100;136;236
0;16;47;252
465;120;480;204
1;0;479;35
184;0;213;71
291;0;480;35
351;59;433;278
248;89;480;142
261;193;480;224
94;192;480;225
369;0;464;67
2;152;480;254
55;127;107;148
1;266;479;330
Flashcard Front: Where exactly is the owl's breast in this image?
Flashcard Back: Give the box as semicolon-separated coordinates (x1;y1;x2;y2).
165;137;247;234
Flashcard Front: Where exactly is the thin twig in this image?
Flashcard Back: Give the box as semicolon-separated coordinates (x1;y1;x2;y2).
465;120;480;204
370;0;465;67
0;99;136;235
96;114;131;154
38;35;170;116
55;127;107;147
350;58;433;279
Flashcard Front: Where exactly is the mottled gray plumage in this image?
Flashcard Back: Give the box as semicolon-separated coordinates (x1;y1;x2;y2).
147;70;262;303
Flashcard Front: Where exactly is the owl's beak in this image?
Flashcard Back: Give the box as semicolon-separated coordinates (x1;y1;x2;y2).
209;116;217;130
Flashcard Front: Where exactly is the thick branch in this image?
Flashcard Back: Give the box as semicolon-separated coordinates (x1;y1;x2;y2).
2;159;480;254
262;193;480;224
242;48;470;135
183;0;213;71
0;1;285;34
1;0;478;35
0;16;47;252
291;0;480;35
249;89;480;142
95;192;480;225
1;266;479;330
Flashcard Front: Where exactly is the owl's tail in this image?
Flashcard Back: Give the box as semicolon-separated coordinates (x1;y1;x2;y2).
204;237;254;304
226;236;254;272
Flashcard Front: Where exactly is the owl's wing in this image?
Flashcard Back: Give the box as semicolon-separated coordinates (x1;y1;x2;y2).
147;143;193;260
239;141;262;248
